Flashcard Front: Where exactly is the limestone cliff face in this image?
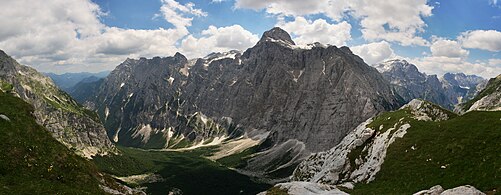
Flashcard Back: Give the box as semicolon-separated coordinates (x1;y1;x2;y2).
85;27;402;154
0;50;114;158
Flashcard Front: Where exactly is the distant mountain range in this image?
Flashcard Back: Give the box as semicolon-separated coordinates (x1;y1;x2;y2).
44;71;109;91
373;59;486;110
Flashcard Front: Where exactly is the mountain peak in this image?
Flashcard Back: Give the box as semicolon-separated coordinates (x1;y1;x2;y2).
374;59;417;73
174;52;188;62
258;27;295;45
0;49;7;58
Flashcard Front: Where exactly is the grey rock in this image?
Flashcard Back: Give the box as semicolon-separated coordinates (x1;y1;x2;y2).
414;185;485;195
414;185;444;195
258;27;295;45
0;114;10;121
440;185;485;195
0;50;114;158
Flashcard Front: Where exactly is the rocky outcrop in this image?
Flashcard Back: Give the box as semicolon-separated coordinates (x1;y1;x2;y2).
414;185;485;195
0;50;114;158
373;59;486;110
458;74;501;112
292;99;453;184
258;181;348;195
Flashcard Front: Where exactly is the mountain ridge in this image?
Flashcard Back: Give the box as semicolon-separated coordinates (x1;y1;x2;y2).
0;50;114;158
373;59;486;110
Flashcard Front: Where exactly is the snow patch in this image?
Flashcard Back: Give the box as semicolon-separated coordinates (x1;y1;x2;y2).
105;107;110;120
459;85;470;90
203;51;239;69
229;79;237;86
289;70;304;82
167;76;174;85
113;127;121;142
179;59;195;77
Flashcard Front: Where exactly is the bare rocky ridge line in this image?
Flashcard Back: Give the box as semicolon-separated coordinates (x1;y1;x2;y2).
0;50;114;158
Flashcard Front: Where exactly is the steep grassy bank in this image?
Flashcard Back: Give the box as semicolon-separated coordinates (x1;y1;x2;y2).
351;110;501;194
0;91;109;194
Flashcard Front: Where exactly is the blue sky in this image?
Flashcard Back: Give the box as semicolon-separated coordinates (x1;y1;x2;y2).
1;0;501;77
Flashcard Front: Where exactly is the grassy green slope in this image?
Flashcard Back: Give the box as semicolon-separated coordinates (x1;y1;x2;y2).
351;110;501;194
0;91;107;194
93;146;271;195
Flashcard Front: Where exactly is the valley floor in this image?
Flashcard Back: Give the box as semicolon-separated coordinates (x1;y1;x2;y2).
93;146;270;195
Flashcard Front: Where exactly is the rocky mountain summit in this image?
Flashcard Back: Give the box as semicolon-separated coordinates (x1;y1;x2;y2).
373;59;486;110
79;27;402;178
0;50;114;158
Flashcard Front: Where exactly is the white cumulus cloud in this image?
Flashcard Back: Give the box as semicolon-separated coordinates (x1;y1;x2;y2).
180;25;259;58
235;0;433;46
351;41;395;65
411;56;501;78
277;17;351;46
430;37;469;58
459;30;501;52
0;0;257;73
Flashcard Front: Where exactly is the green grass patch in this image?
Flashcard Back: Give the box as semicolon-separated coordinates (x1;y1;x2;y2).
0;80;13;93
350;111;501;194
0;91;107;194
367;109;412;133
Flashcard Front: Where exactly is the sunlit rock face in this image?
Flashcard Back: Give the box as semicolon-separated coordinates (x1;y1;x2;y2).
0;50;114;158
